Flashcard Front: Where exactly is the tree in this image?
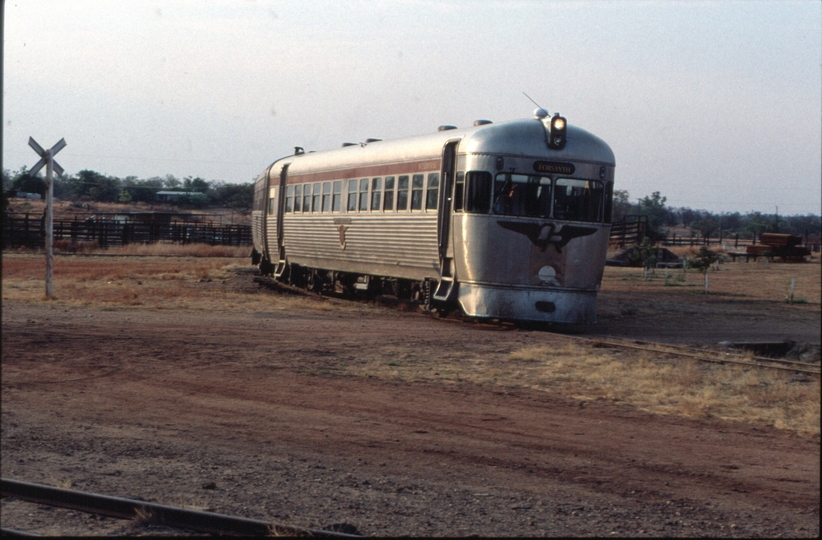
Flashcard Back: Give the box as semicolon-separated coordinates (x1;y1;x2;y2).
687;247;720;294
636;191;671;241
611;189;633;223
183;176;210;193
7;166;45;197
207;181;254;211
690;216;720;242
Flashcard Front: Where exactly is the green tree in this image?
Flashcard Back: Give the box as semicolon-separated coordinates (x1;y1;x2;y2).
611;189;633;223
7;166;45;197
183;176;210;193
687;247;720;294
690;216;720;242
636;191;671;240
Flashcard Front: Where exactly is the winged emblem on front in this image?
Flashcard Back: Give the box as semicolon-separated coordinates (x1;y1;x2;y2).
496;221;597;252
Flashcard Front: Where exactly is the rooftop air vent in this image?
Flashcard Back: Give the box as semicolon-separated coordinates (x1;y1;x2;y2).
438;125;457;132
342;142;357;147
473;119;493;126
365;138;382;143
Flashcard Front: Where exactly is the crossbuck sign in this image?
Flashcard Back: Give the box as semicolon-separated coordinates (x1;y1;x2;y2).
29;137;67;299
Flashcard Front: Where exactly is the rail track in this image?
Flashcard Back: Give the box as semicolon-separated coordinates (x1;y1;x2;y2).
0;478;360;537
570;335;821;376
254;273;821;377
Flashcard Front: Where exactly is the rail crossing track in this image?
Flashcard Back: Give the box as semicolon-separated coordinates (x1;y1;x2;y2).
0;478;360;538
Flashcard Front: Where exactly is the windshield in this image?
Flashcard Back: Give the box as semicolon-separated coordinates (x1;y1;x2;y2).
492;173;605;222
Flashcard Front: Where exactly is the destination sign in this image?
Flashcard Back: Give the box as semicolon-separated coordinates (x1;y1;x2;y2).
533;161;575;175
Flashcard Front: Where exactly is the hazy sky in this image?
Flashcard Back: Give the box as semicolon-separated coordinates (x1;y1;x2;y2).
4;0;821;215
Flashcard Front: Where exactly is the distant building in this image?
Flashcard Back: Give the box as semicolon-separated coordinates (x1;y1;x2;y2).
16;192;41;200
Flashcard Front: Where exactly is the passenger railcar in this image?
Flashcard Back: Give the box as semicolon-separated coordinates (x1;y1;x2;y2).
251;109;615;323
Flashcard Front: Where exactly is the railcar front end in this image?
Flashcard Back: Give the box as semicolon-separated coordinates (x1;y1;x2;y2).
451;115;615;323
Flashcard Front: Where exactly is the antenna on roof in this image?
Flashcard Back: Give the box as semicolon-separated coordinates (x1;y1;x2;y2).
523;92;550;119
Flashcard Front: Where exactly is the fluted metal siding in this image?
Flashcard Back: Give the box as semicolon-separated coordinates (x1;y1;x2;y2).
251;211;264;254
266;216;278;256
282;213;439;279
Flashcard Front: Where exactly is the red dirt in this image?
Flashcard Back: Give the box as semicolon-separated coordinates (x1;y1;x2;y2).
1;268;819;536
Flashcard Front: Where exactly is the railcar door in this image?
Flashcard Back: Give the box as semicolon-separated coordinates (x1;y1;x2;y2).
433;140;460;301
274;164;289;277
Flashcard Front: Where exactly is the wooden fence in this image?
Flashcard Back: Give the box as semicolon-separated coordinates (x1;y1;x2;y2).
2;213;252;249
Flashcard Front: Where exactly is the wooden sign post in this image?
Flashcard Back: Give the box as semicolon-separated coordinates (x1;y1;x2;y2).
28;137;66;299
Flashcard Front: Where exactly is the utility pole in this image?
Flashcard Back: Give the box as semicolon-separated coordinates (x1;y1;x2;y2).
28;137;66;299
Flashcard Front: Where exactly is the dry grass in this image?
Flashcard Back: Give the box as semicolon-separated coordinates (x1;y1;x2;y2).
347;341;820;436
17;240;249;258
602;258;821;305
4;251;819;436
0;253;343;314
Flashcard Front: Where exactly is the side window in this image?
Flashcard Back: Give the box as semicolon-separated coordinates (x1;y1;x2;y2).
371;177;382;211
426;173;439;210
359;178;369;211
397;175;409;211
269;195;276;215
410;174;424;210
302;184;311;212
453;171;465;212
293;185;302;213
383;176;395;211
332;181;342;212
285;185;294;213
322;181;331;212
312;183;321;212
347;179;358;211
465;171;492;214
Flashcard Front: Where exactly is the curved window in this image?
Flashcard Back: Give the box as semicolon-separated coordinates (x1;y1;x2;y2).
493;173;551;218
553;178;604;222
491;174;605;222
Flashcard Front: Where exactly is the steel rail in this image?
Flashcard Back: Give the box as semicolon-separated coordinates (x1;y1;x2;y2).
568;335;821;376
1;478;359;537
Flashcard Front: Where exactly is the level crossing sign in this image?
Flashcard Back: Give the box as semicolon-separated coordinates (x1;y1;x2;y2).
28;136;67;299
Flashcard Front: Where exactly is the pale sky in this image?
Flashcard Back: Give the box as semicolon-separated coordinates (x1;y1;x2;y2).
3;0;821;215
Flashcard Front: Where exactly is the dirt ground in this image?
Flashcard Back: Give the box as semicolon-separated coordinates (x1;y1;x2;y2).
1;255;819;536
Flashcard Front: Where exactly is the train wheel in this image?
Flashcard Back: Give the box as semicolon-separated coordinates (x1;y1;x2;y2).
259;258;274;276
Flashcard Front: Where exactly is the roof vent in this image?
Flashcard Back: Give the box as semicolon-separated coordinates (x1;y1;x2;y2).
473;119;493;126
342;142;357;147
438;125;457;132
365;138;382;143
294;146;304;155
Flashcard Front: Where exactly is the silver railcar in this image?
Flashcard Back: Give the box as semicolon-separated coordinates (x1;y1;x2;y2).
252;109;615;323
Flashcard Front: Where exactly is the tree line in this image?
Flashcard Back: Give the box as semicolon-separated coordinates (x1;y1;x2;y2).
2;168;819;241
612;190;820;241
2;167;253;212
